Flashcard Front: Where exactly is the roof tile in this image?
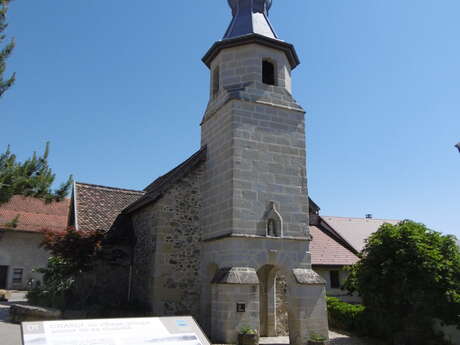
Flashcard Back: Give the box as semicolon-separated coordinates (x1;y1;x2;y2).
310;226;359;266
0;195;70;233
75;183;144;232
322;216;400;252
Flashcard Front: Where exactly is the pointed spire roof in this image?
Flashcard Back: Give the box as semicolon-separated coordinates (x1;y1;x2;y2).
203;0;300;69
224;0;277;40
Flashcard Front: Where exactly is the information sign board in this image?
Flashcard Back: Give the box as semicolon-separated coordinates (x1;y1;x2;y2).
21;316;211;345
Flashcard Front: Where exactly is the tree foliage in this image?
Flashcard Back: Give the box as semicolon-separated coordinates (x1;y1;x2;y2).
345;220;460;343
28;227;105;309
0;0;15;97
0;142;73;205
41;227;105;273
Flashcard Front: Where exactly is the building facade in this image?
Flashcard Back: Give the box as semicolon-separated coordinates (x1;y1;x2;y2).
0;196;69;290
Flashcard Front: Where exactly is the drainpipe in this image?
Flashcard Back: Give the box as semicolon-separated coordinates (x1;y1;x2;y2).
127;241;135;303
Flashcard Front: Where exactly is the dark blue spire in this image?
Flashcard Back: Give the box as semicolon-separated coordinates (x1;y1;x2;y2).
224;0;277;40
203;0;300;69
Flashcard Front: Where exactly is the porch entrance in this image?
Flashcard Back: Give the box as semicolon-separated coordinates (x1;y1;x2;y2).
258;265;289;337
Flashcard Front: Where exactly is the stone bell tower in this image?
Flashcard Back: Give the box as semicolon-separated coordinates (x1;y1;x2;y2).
199;1;329;344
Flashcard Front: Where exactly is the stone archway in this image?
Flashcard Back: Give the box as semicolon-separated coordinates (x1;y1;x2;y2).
203;237;329;345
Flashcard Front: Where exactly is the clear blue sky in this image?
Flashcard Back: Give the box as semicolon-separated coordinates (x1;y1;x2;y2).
2;1;459;237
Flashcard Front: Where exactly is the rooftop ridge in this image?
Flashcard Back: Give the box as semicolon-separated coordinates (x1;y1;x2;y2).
124;147;207;215
322;215;401;222
75;182;145;195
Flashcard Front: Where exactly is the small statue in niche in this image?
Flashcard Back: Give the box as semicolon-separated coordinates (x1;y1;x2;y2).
266;201;283;237
267;218;277;237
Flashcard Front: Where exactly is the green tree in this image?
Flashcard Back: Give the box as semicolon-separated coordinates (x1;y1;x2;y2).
28;227;130;311
0;0;15;97
27;227;105;309
40;227;105;273
0;142;73;205
345;220;460;344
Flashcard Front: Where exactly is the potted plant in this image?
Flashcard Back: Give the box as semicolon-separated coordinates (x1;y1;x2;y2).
238;326;259;345
308;332;328;345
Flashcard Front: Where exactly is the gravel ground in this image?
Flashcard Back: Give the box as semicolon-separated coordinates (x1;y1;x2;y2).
257;331;381;345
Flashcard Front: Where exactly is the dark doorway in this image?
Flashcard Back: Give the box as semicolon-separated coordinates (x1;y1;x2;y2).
0;266;8;289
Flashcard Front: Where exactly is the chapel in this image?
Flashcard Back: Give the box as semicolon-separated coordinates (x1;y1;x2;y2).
68;1;329;344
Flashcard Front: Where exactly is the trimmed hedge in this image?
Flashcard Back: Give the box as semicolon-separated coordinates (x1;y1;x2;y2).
326;297;452;345
327;297;400;339
326;297;366;333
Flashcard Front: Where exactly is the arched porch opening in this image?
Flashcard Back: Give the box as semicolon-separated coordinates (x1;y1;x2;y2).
257;265;290;337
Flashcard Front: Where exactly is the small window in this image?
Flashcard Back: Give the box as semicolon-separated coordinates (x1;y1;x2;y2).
212;66;220;98
12;268;24;284
330;270;340;289
262;60;276;85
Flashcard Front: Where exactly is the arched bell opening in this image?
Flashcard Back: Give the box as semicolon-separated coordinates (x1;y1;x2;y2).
262;59;277;86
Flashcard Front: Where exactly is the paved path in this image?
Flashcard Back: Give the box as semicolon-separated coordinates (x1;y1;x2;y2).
260;331;377;345
0;292;27;345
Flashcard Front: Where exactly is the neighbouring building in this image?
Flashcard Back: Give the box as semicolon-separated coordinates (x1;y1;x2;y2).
308;201;360;302
322;215;400;253
69;1;330;344
0;195;69;290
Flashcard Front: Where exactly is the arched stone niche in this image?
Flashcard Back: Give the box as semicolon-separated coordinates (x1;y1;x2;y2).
266;201;283;237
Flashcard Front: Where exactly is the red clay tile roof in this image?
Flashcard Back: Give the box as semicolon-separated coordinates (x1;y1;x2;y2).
0;195;70;233
322;216;400;252
74;182;144;231
310;226;359;266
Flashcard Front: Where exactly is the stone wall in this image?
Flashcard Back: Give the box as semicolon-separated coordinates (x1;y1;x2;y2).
131;164;203;319
73;245;131;310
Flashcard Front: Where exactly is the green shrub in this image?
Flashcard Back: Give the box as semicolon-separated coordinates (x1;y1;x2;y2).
239;325;257;335
326;297;365;333
26;257;76;310
309;332;327;341
327;297;405;339
326;297;453;345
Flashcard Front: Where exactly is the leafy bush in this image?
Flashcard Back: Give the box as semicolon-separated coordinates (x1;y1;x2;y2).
26;256;76;310
327;297;452;344
309;332;327;341
326;297;365;333
27;227;105;310
239;326;258;335
344;220;460;344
